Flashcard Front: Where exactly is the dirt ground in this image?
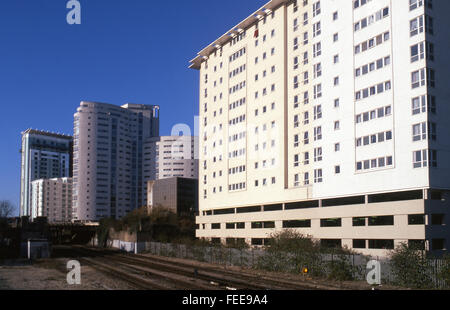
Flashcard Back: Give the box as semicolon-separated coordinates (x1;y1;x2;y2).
0;258;134;290
0;251;404;290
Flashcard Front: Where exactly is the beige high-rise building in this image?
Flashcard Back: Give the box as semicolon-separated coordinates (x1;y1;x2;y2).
144;136;199;181
190;0;450;256
30;177;73;223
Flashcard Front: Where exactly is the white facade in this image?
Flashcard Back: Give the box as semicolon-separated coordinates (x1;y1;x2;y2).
190;0;450;256
20;129;72;217
30;178;73;223
144;136;199;181
73;102;160;221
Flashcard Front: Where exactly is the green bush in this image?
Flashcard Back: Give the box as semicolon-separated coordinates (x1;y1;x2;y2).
438;254;450;288
326;255;357;281
389;242;434;289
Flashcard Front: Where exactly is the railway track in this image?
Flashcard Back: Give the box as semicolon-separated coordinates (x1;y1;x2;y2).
70;246;333;290
133;252;343;290
77;256;169;290
72;246;251;290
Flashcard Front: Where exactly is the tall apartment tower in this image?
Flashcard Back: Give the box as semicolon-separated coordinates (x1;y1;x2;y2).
190;0;450;256
144;136;199;181
72;101;160;221
20;129;73;217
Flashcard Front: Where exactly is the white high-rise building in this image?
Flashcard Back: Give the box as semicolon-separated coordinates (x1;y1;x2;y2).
190;0;450;256
20;129;73;217
30;178;73;223
144;136;199;181
73;102;160;221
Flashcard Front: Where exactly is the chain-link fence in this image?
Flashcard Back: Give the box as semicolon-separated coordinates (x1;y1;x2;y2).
138;241;448;289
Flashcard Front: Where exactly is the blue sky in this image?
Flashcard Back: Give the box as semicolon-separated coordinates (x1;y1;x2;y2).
0;0;267;213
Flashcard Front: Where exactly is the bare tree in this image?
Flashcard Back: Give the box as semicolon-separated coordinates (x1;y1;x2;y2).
0;200;15;219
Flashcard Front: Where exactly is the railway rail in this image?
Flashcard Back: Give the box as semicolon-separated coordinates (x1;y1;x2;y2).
69;246;339;290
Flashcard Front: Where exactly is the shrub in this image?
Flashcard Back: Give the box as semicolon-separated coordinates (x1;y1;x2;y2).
389;242;433;289
326;254;356;281
438;254;450;288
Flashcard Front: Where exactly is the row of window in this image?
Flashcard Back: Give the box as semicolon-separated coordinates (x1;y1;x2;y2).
356;130;393;147
229;64;246;79
208;214;445;231
354;6;389;32
412;122;436;142
356;156;393;171
228;131;246;143
229;81;246;94
229;97;246;111
228;165;246;175
228;114;246;126
353;0;373;10
228;182;246;192
410;15;433;37
354;31;390;55
254;84;276;98
411;41;434;63
411;68;435;89
413;149;437;168
409;0;433;11
412;95;436;115
229;47;246;63
254;177;277;187
355;80;391;101
355;56;390;78
356;105;392;124
228;148;246;159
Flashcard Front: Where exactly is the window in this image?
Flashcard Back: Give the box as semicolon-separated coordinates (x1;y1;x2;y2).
333;54;339;64
334;121;340;130
313;105;322;119
353;240;366;249
314;126;322;141
333;33;339;42
368;240;394;250
314;169;323;183
283;220;311;228
334;76;339;86
313;1;321;16
335;143;340;152
320;218;341;227
333;11;338;21
408;214;425;225
368;216;394;226
313;42;321;57
335;166;341;174
314;147;322;162
411;69;425;88
314;84;322;99
334;98;340;108
313;63;322;78
353;217;366;227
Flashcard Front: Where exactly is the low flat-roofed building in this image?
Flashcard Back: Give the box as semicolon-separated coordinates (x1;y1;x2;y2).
147;177;198;217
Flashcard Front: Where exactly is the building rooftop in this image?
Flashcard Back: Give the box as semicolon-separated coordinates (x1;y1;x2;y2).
21;129;73;140
189;0;288;70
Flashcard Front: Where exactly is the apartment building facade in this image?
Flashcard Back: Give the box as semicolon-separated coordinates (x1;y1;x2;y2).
72;102;160;221
20;129;73;217
144;136;199;181
30;177;73;223
190;0;450;256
